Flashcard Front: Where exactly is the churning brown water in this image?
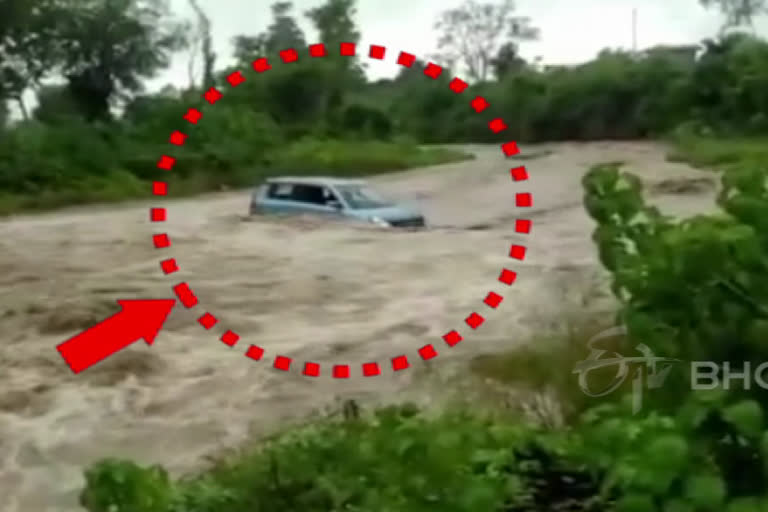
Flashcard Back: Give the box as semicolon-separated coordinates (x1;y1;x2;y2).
0;142;717;511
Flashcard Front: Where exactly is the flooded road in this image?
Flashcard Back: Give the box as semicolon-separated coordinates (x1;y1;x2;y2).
0;141;718;511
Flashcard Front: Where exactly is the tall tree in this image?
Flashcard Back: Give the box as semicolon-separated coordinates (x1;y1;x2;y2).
305;0;365;83
434;0;539;82
0;101;8;128
232;34;267;64
56;0;187;121
305;0;360;48
0;0;64;118
492;41;528;78
265;2;307;52
700;0;768;32
302;0;366;123
33;85;82;122
188;0;216;90
232;2;305;63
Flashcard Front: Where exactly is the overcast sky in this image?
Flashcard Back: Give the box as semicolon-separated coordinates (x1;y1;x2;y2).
147;0;768;91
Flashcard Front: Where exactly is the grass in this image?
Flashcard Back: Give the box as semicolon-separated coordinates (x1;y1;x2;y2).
468;316;634;423
0;139;472;216
666;134;768;170
0;169;149;215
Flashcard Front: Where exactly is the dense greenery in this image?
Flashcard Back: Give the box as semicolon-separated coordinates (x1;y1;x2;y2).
0;0;472;213
79;404;615;512
575;154;768;510
1;0;768;212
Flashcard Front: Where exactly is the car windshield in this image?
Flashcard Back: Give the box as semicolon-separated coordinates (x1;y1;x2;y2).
335;185;394;210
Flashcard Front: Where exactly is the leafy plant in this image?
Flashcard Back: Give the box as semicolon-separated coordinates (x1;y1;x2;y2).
576;159;768;509
79;459;175;512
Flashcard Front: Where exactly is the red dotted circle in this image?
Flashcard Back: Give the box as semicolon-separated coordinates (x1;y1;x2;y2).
150;42;532;378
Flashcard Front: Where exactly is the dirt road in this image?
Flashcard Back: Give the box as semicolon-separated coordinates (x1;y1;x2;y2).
0;142;718;511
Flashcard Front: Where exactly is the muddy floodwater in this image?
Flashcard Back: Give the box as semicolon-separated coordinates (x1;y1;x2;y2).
0;142;719;511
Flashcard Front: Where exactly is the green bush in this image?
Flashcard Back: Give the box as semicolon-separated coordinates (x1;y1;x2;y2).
80;459;175;512
79;405;616;512
572;156;768;509
0;120;118;194
0;114;471;214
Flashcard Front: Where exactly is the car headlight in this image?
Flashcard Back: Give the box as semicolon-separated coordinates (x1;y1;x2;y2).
370;216;390;227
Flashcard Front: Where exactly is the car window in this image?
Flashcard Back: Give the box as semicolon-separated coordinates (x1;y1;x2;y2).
267;183;340;207
335;185;393;209
267;183;294;199
289;184;326;205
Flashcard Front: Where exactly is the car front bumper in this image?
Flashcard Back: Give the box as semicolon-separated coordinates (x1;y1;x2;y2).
388;216;426;228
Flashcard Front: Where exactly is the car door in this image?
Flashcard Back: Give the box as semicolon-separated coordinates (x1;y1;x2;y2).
262;182;342;217
288;184;345;218
260;182;299;215
319;186;346;218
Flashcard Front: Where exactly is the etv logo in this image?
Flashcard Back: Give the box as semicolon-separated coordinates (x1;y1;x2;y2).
572;326;768;413
572;326;679;415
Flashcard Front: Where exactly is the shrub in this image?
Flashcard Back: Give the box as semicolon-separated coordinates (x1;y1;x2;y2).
574;158;768;509
79;405;615;512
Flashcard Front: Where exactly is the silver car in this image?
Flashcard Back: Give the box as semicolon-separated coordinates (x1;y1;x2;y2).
249;176;426;228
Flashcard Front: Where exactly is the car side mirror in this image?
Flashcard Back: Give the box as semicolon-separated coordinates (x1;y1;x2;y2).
327;200;342;210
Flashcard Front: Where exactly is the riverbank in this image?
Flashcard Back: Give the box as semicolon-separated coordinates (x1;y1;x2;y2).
0;139;472;216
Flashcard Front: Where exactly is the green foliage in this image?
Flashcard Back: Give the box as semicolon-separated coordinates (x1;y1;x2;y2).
79;407;614;512
305;0;360;48
381;32;767;143
0;119;118;193
340;104;393;139
574;152;768;509
61;0;187;120
699;0;768;31
0;95;470;214
0;0;63;100
582;161;768;366
32;85;82;123
80;459;175;512
0;0;475;214
689;34;768;134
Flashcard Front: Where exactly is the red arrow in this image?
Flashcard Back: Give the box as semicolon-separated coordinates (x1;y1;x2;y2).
56;299;176;374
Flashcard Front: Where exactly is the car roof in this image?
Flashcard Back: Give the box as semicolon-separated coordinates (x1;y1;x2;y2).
265;176;368;187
